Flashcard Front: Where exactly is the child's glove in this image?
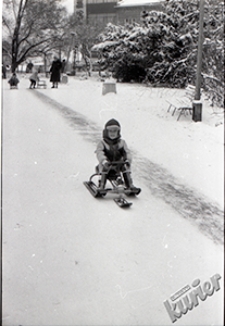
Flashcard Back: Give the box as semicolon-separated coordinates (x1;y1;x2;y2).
102;160;110;169
124;160;131;168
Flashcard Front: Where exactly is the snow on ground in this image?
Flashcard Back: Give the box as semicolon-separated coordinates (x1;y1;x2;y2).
21;73;224;244
30;73;224;208
2;74;224;325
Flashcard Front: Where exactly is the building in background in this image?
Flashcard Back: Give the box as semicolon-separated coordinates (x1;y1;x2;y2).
74;0;87;19
116;0;164;24
74;0;117;24
86;0;117;25
73;0;165;25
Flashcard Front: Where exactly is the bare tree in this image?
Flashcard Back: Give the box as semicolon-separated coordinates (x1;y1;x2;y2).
2;0;68;72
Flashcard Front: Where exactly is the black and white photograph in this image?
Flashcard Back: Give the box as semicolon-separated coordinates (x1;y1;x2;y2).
1;0;224;325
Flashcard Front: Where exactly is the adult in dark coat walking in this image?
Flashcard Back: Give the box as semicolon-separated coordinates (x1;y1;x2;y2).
49;56;62;88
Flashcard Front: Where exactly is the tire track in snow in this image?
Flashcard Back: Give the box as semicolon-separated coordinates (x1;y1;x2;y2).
33;90;224;245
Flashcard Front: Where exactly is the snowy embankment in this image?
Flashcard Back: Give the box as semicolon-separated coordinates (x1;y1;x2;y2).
29;74;224;243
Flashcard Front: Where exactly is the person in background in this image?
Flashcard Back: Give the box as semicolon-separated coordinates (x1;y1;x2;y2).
2;64;6;79
29;70;39;89
61;59;66;74
49;56;62;88
26;61;34;73
8;72;19;89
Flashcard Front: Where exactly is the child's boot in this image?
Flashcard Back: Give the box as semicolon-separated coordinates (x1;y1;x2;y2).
123;172;134;188
123;172;141;194
99;173;107;190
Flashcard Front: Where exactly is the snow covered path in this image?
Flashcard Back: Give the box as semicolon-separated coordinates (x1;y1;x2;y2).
2;78;223;325
34;85;224;245
33;76;224;209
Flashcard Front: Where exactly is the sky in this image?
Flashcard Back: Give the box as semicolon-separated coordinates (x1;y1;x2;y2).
61;0;74;13
118;0;165;5
61;0;165;12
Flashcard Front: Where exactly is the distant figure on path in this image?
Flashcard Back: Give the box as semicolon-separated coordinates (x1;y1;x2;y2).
26;61;34;73
29;71;39;89
61;59;66;74
49;56;62;88
2;64;6;79
8;73;19;89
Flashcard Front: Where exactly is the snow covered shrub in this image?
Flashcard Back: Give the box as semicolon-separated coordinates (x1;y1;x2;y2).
113;52;146;82
143;0;224;101
93;0;224;106
142;1;199;87
200;1;224;107
95;22;168;82
166;0;224;107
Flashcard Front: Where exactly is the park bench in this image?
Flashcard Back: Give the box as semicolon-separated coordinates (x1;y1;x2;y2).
167;85;195;121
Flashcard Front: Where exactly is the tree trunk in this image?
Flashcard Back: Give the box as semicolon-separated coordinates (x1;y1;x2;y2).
11;0;28;72
11;57;18;73
44;53;48;77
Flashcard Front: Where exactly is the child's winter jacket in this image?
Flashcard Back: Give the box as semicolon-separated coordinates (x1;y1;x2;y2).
96;119;132;164
29;72;39;82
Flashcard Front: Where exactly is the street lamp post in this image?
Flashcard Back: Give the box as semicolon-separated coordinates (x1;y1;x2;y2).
192;0;205;122
71;32;77;76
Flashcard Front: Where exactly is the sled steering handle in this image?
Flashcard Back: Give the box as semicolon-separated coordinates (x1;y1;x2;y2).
109;160;127;165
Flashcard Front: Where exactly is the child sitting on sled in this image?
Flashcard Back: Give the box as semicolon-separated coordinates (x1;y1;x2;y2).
8;72;19;89
95;118;140;192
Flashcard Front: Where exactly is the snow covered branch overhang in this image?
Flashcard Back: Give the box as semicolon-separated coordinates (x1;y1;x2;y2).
115;0;165;8
91;41;121;51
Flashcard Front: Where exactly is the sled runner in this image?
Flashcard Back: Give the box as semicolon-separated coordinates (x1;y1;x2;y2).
84;161;141;208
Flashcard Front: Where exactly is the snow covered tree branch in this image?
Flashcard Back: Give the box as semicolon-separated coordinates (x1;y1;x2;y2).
92;0;224;107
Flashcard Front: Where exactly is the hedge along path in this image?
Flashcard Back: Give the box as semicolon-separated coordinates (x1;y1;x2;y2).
33;90;224;245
